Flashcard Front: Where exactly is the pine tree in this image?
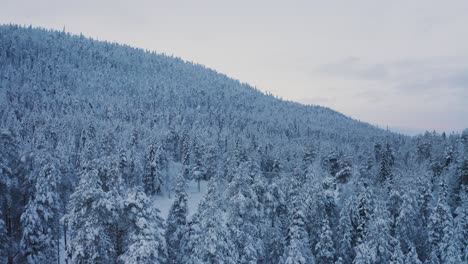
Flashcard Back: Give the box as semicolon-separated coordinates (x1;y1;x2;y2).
428;182;461;263
143;143;161;195
0;209;7;263
353;243;373;264
166;174;188;264
363;201;393;263
390;241;405;264
20;159;60;263
459;159;468;188
191;142;205;192
118;148;130;186
204;145;217;182
378;143;393;185
405;245;422;264
439;216;461;264
302;147;316;177
226;159;262;264
264;180;286;264
284;239;306;264
119;189;167;264
336;200;354;263
395;191;420;252
352;184;374;246
0;129;26;264
282;169;314;264
66;165;114;263
315;218;335;264
454;186;467;262
180;179;238;264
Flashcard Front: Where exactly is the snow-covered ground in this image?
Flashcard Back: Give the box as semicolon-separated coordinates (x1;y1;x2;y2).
153;180;208;220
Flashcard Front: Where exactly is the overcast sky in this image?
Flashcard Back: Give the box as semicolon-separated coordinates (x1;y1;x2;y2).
1;0;467;134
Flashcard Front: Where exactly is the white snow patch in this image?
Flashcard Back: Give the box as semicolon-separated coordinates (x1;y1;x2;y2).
153;180;208;220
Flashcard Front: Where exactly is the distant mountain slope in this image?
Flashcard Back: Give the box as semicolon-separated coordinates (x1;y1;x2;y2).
0;25;394;157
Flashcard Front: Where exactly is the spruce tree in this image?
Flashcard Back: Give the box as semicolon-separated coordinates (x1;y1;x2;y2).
336;200;354;263
281;169;314;264
454;186;467;262
363;201;393;263
191;142;205;192
390;241;405;264
378;143;393;185
66;165;114;263
226;159;262;264
20;159;60;263
143;143;161;195
395;191;420;252
0;209;8;263
119;189;167;264
315;218;335;264
428;182;461;263
405;245;422;264
166;174;188;264
181;179;238;264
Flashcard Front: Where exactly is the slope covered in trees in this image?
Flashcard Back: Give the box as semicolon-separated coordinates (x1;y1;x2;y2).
0;25;466;263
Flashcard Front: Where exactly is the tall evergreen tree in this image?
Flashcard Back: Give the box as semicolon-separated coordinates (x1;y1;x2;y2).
364;201;393;263
181;179;238;264
336;199;354;263
166;174;188;264
66;165;114;264
378;143;393;185
226;159;262;264
454;186;467;262
428;182;461;263
0;208;8;263
395;191;420;252
143;143;162;195
20;158;60;263
0;129;28;264
119;189;167;264
191;142;205;192
404;245;422;264
282;169;314;264
390;241;405;264
315;218;335;264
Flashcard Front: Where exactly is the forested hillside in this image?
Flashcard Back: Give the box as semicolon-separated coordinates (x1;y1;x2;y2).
0;25;466;264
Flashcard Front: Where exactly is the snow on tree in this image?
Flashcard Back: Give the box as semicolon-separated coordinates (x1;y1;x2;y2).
119;189;167;264
395;191;420;252
1;25;468;264
315;218;335;264
336;199;354;263
0;129;28;263
0;209;7;263
351;183;374;246
405;245;422;264
282;169;314;264
20;156;60;263
378;143;393;185
225;158;262;264
428;182;462;263
191;141;205;192
181;179;238;264
263;179;286;263
143;143;162;195
166;174;188;264
356;200;393;264
454;186;467;262
65;164;114;263
390;241;405;264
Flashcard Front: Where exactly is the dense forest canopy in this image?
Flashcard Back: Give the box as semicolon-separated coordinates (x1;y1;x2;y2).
0;25;467;264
